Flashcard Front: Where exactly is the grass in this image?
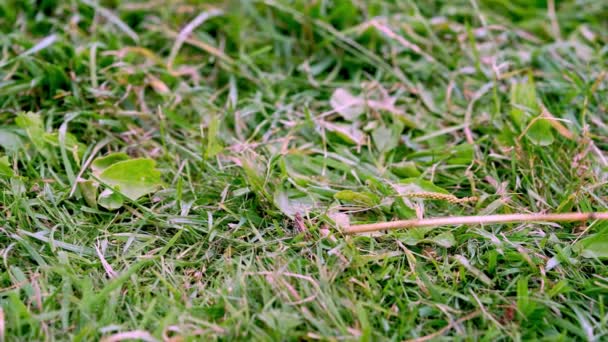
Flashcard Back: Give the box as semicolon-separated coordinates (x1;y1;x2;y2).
1;0;607;340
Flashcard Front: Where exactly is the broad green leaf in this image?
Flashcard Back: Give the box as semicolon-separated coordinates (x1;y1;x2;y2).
391;161;421;178
407;143;473;166
43;132;86;157
15;112;47;153
334;190;380;207
98;188;123;210
91;153;129;176
78;179;98;208
273;189;314;218
509;76;554;146
575;234;608;259
205;115;223;159
396;178;449;194
526;119;555;146
330;88;364;120
98;158;162;201
447;143;474;165
427;231;456;248
399;227;433;245
400;229;455;247
372;121;403;153
510;77;538;127
0;156;14;177
0;130;23;151
392;198;417;218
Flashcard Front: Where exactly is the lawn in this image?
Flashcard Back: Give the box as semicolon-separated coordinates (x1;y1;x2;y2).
1;0;608;340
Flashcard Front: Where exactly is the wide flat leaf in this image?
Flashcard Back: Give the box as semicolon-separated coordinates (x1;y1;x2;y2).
0;130;23;151
15;112;47;154
43;132;86;157
400;227;433;245
427;232;456;248
78;179;98;208
98;188;123;210
526;119;555;146
510;77;538;127
274;189;314;218
98;158;162;201
395;178;450;195
391;161;421;178
205;115;223;159
372;121;403;153
575;234;608;259
0;156;14;177
91;152;130;176
334;190;380;207
509;76;554;146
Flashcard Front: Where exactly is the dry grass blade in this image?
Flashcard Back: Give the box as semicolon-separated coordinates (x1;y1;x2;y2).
167;9;223;71
344;212;608;234
100;330;158;342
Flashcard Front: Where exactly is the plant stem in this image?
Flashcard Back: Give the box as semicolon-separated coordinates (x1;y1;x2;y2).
344;212;608;234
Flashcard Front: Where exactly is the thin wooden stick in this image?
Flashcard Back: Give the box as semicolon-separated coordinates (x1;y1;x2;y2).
344;212;608;234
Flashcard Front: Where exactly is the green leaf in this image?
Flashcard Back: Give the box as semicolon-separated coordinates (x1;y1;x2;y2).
447;143;474;165
427;231;456;248
510;77;538;127
91;153;130;176
391;161;421;178
98;188;124;210
15;112;47;154
98;158;162;201
372;121;403;153
324;122;366;145
509;76;554;146
575;234;608;259
43;132;86;156
78;179;98;208
205;116;223;159
526;119;555;146
397;178;450;194
400;229;455;247
0;156;14;177
334;190;380;207
0;130;23;151
273;189;314;218
400;227;433;245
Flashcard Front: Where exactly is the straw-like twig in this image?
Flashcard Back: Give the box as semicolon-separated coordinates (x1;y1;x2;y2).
344;212;608;234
